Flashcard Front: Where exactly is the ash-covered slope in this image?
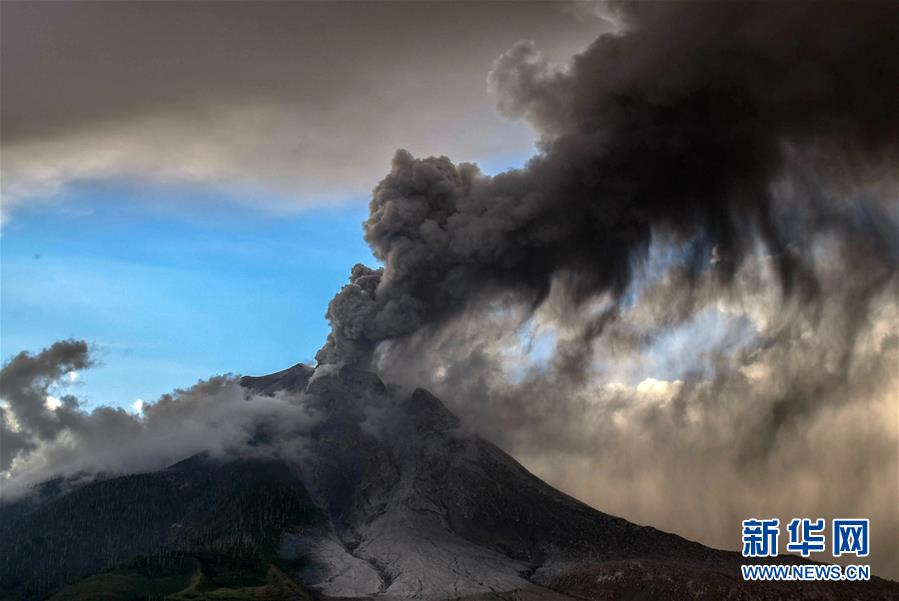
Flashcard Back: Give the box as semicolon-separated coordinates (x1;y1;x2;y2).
244;364;898;601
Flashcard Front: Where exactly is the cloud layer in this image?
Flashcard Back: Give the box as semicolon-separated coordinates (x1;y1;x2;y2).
0;1;606;213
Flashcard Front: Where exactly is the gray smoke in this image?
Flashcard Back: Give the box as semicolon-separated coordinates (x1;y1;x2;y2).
314;0;899;578
374;236;898;578
317;0;898;368
0;341;323;498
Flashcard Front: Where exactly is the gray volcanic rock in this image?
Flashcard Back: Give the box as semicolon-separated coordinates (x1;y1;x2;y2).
239;362;315;395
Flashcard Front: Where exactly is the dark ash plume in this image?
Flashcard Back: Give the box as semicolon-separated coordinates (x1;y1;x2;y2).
317;1;898;367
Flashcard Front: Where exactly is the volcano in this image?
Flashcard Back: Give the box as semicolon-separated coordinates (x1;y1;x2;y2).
1;364;895;601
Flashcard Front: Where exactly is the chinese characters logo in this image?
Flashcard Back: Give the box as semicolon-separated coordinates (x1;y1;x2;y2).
740;517;871;582
742;517;869;558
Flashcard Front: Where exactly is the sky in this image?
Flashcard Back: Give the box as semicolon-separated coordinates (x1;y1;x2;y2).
1;182;373;407
0;0;593;407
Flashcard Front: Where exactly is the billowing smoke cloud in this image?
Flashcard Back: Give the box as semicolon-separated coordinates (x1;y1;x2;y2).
0;341;323;498
315;0;899;578
317;0;898;368
0;340;93;472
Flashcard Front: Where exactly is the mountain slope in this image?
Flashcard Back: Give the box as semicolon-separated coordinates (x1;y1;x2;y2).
245;365;899;601
1;364;896;600
0;456;319;600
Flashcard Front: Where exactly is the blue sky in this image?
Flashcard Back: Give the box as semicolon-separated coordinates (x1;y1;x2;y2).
1;182;377;408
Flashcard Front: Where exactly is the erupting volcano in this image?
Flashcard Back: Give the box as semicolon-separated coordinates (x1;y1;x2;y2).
4;364;898;600
2;2;898;600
